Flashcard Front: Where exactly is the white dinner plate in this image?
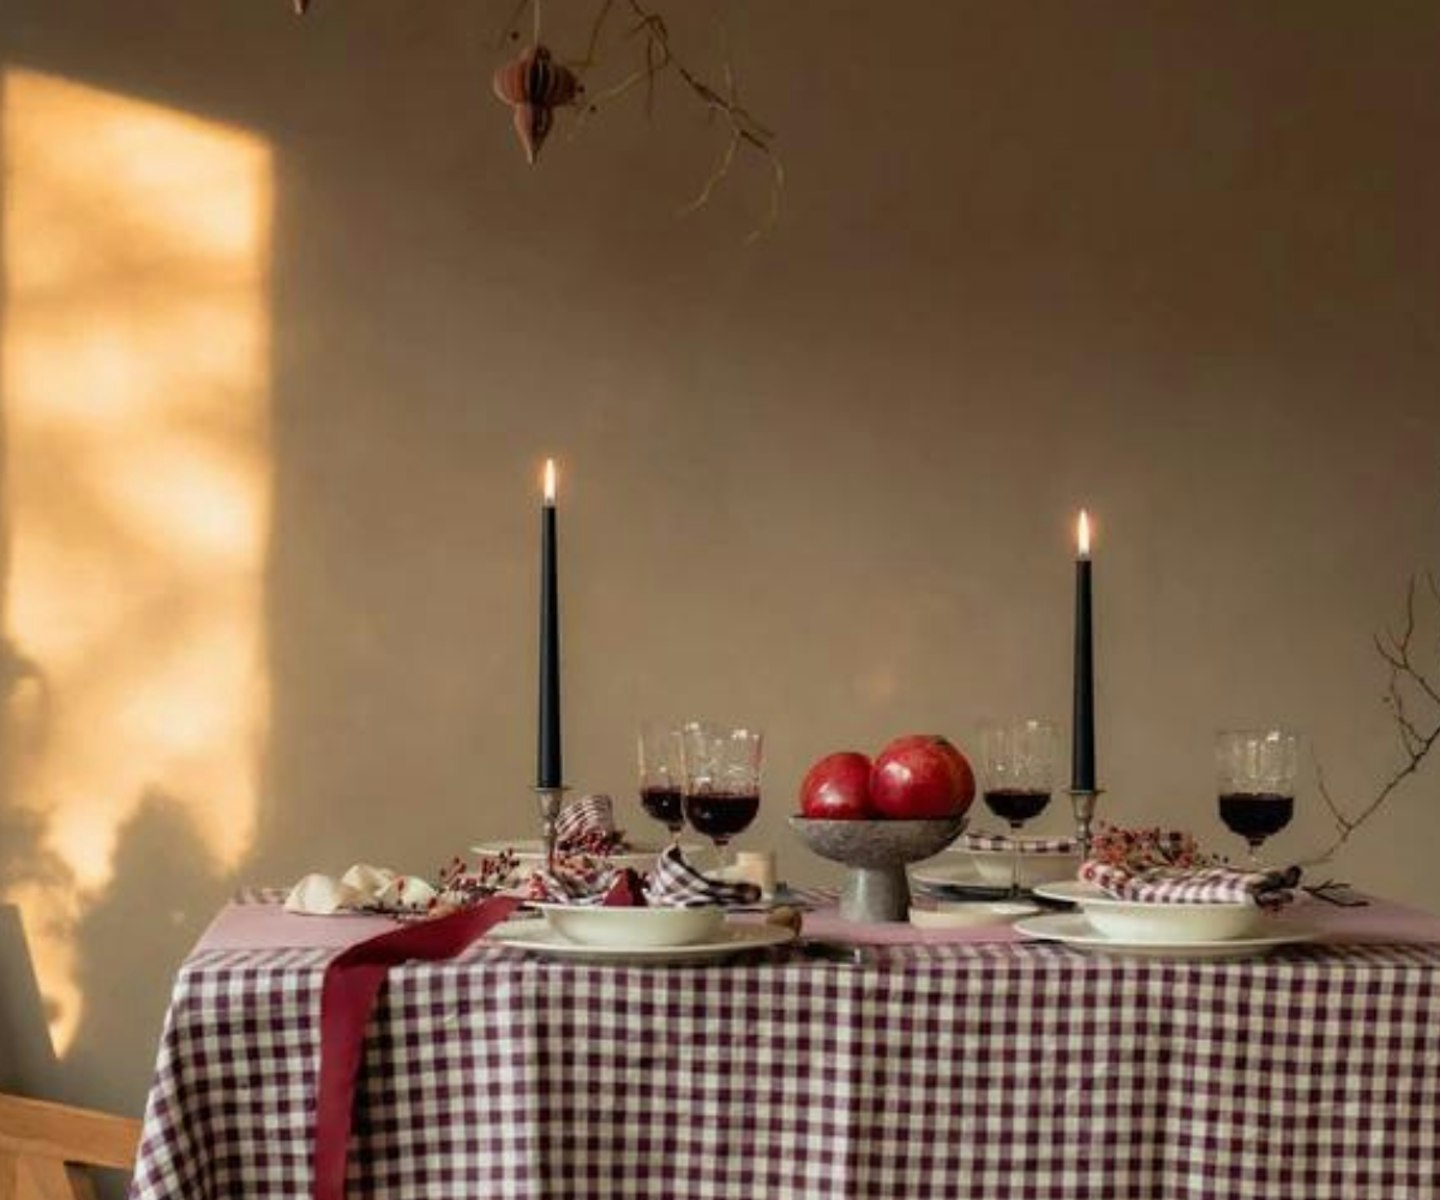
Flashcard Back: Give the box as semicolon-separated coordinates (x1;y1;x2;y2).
909;901;1039;929
909;859;985;889
470;839;705;872
487;918;794;964
1014;912;1316;960
912;853;1080;891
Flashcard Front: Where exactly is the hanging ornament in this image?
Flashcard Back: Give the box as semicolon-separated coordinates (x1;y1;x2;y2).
492;45;579;165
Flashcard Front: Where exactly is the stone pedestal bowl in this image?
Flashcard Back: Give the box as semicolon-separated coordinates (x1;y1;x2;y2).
788;814;968;923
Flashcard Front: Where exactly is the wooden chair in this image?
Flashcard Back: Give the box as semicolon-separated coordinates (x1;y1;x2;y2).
0;1094;141;1200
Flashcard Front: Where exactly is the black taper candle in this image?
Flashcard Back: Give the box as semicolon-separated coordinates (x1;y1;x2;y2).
537;461;562;789
1071;514;1096;792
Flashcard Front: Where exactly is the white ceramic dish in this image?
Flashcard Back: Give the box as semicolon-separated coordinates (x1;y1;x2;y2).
1033;880;1267;942
471;839;705;872
961;848;1081;888
909;901;1039;929
488;918;794;964
1014;912;1315;960
533;903;725;948
911;850;1081;891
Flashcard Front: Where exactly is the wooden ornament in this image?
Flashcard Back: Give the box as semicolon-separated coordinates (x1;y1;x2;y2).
492;45;578;164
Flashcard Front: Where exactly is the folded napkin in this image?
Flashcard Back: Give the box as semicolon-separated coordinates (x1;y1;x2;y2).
959;831;1079;855
526;845;761;908
556;793;626;854
1079;860;1302;909
648;844;762;908
286;864;438;916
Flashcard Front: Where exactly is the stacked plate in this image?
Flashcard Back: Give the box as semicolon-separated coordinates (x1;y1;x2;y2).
1016;880;1315;959
487;904;794;964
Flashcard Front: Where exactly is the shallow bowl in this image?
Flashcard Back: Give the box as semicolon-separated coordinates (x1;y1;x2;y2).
967;847;1083;888
1033;881;1266;943
535;904;724;948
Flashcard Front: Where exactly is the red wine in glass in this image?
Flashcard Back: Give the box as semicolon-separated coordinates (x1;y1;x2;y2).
683;791;760;844
983;789;1051;825
1218;791;1294;854
640;785;684;835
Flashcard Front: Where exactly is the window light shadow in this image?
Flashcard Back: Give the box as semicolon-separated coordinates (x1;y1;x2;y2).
1;67;273;1055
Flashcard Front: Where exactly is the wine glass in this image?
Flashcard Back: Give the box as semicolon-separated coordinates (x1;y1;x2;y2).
637;720;686;844
1216;729;1298;865
978;719;1061;900
679;722;763;865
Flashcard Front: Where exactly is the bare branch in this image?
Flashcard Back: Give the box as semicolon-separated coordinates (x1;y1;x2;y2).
572;0;618;70
1305;573;1440;864
570;0;783;239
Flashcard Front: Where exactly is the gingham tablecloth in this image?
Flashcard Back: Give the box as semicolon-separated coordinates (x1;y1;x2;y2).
129;903;1440;1200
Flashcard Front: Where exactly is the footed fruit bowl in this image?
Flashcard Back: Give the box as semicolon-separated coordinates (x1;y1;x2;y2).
788;814;968;923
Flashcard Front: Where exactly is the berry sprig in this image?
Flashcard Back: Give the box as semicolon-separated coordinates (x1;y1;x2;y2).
556;828;628;857
1088;825;1214;872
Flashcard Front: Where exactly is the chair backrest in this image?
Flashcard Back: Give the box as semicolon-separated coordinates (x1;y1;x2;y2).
0;1093;141;1200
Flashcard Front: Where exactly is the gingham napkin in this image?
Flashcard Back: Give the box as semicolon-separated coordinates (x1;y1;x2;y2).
286;864;438;915
556;793;625;852
525;857;625;904
959;831;1079;855
647;844;761;908
1079;860;1302;909
526;845;760;908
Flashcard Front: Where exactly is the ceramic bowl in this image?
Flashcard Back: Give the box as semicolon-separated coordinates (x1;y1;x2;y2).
534;903;725;948
967;847;1082;888
1033;881;1266;942
787;815;968;868
788;814;968;922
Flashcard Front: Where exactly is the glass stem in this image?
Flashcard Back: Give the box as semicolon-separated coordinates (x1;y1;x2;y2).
1009;824;1022;899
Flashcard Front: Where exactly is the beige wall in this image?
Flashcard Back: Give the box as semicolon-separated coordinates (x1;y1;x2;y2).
1;0;1438;1123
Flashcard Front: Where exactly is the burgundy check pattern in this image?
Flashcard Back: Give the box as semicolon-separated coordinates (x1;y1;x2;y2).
130;922;1440;1200
1080;861;1301;908
648;845;761;908
557;794;616;843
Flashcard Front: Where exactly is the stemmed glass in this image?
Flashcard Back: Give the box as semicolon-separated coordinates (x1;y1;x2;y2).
978;719;1061;900
679;722;763;866
637;720;686;844
1216;729;1298;865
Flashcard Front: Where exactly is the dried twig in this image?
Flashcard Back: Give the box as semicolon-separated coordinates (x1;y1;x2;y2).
1304;575;1440;864
570;0;784;239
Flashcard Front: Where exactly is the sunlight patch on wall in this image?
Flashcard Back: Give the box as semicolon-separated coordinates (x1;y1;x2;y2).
1;69;272;1053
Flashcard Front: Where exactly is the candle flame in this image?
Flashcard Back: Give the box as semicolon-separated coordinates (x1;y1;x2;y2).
543;458;556;504
1077;509;1091;558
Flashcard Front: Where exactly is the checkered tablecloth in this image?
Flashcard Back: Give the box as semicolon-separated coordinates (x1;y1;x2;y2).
130;911;1440;1200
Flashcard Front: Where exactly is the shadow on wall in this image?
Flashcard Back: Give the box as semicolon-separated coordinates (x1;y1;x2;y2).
63;793;234;1118
0;63;273;1118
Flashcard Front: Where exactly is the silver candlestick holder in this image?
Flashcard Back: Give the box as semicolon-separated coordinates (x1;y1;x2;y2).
533;785;570;870
1067;787;1104;860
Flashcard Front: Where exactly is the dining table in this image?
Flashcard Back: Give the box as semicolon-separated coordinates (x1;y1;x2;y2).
127;887;1440;1200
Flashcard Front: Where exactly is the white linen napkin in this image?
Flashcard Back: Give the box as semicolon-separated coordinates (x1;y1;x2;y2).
285;864;438;915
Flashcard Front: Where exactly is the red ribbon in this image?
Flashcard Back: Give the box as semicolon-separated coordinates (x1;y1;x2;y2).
313;896;520;1200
